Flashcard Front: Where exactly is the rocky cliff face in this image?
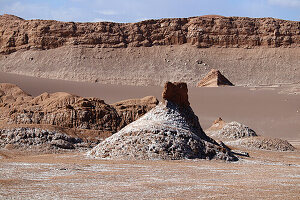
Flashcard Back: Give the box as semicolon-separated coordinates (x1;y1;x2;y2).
0;83;158;136
1;14;299;54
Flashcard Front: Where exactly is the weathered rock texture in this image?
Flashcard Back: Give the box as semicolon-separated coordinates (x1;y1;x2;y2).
89;82;237;161
207;120;258;139
197;69;234;87
0;14;299;87
227;137;295;151
0;83;158;137
162;82;190;107
1;14;300;54
206;118;295;151
111;96;159;129
0;127;83;150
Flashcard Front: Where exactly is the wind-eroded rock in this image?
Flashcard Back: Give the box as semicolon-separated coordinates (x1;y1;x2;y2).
0;127;83;150
112;96;159;129
0;83;158;136
162;82;190;107
89;82;237;161
1;14;299;54
197;69;234;87
206;118;295;151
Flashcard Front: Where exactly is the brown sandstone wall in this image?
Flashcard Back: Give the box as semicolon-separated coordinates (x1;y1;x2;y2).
1;14;299;54
0;83;158;136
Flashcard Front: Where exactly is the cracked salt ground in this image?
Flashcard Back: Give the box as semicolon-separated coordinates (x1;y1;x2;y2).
237;158;300;167
1;151;300;199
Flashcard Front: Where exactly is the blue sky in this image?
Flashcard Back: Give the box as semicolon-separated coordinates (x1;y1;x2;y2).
0;0;299;22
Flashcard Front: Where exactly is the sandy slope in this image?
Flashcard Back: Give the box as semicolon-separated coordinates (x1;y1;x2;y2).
0;45;299;86
1;72;299;141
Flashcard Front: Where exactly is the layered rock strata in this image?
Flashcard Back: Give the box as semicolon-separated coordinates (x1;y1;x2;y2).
0;83;158;136
197;69;234;87
1;14;299;54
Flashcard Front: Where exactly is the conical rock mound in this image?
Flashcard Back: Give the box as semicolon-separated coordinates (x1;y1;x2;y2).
207;120;258;140
197;69;234;87
89;82;237;161
206;118;295;151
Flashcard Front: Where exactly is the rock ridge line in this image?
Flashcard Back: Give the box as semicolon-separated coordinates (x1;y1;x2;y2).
1;14;300;54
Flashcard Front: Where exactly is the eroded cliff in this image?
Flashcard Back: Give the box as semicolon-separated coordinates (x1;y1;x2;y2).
1;14;299;54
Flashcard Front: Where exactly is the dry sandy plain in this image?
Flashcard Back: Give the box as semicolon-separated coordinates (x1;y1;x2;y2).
0;72;300;199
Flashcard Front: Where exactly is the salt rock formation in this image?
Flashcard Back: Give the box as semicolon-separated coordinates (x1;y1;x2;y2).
1;14;300;54
206;118;295;151
197;69;234;87
0;83;158;136
0;127;83;150
227;137;295;151
89;82;237;161
206;120;257;139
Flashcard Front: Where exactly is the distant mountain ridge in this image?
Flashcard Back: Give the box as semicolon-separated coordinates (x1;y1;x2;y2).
0;14;299;54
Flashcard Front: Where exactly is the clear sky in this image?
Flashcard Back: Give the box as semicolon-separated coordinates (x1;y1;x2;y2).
0;0;300;22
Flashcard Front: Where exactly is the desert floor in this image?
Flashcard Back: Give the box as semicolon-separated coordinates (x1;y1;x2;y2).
0;72;299;199
0;147;299;199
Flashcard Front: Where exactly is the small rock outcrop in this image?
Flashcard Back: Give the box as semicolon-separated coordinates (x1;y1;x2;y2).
89;82;237;161
227;137;295;151
207;120;257;139
197;69;234;87
0;127;83;150
206;118;295;151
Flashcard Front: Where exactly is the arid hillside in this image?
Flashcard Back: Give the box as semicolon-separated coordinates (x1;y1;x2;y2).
0;14;299;86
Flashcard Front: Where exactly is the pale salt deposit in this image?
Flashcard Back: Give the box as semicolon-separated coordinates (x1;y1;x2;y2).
89;102;237;161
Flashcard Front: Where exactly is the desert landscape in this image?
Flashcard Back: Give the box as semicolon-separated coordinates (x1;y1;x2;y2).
0;10;300;200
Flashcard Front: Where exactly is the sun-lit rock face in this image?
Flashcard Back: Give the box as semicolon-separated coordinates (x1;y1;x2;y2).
89;82;237;161
0;83;158;134
162;82;190;107
197;69;234;87
1;14;300;54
